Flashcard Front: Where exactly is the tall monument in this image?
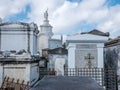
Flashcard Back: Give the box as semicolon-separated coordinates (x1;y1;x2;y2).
38;10;53;55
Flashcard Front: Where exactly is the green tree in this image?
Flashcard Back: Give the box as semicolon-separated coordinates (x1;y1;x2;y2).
62;42;66;49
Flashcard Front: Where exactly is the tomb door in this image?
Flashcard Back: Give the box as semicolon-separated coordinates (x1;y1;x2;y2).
55;58;65;76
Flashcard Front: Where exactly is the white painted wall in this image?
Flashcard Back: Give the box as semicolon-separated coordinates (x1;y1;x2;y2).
38;35;49;50
49;40;62;49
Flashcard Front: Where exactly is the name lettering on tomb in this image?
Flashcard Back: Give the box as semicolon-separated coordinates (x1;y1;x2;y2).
76;44;97;49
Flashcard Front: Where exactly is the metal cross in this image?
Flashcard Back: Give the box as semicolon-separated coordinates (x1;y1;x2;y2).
85;53;94;68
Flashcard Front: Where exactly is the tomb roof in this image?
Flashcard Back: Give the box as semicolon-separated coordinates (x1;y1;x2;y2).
31;76;104;90
105;36;120;46
81;29;109;37
49;47;68;55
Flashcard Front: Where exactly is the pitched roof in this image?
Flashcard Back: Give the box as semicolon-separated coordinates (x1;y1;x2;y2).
48;47;68;55
81;29;109;37
105;36;120;46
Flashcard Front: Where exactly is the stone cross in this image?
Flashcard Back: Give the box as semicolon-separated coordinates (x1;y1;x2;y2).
85;53;94;68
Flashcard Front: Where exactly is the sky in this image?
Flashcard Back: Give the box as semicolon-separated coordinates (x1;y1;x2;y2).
0;0;120;38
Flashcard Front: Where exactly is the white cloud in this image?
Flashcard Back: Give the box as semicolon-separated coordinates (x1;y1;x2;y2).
27;0;65;25
96;5;120;37
0;0;29;19
49;0;107;33
27;0;107;33
1;0;120;38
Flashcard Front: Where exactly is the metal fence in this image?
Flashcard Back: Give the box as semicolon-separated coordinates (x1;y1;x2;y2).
104;69;117;90
0;76;30;90
64;68;117;90
39;68;56;79
39;68;117;90
64;68;104;86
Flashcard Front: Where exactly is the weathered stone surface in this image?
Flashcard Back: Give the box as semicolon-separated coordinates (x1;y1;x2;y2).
104;42;120;89
31;76;104;90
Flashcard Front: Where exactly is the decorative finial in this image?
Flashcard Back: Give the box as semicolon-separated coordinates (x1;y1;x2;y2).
44;9;48;20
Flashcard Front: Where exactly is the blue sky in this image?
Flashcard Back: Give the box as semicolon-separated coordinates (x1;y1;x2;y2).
8;4;31;22
1;0;120;38
108;0;120;6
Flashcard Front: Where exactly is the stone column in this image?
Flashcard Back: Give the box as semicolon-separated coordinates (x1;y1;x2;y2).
0;63;3;86
26;64;30;83
68;44;76;69
97;43;104;68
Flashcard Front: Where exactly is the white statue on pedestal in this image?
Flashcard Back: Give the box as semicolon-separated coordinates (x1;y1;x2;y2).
44;9;48;20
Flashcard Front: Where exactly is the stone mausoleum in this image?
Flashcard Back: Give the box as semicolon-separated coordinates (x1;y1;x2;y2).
66;30;109;69
0;21;40;87
105;36;120;88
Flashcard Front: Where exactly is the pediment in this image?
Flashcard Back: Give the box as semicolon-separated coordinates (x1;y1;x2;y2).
0;22;28;28
67;34;109;42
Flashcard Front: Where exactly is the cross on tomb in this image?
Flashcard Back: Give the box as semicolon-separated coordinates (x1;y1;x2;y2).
85;53;94;68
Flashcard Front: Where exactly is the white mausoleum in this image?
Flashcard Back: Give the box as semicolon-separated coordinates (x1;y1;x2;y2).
66;30;109;69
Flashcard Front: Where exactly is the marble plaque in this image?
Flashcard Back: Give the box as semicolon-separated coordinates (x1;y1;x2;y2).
75;44;97;68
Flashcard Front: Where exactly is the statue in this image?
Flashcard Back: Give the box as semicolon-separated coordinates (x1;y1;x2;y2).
44;9;48;20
